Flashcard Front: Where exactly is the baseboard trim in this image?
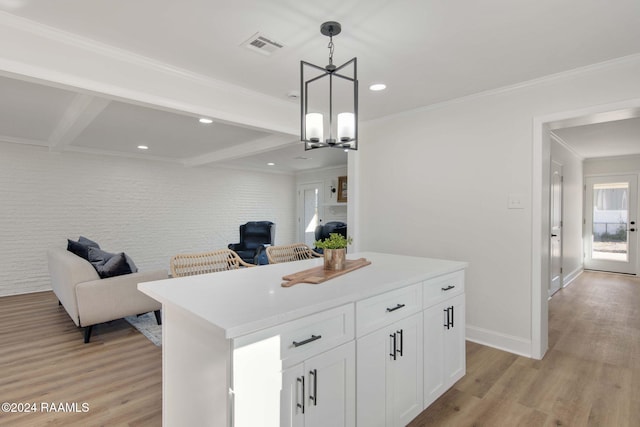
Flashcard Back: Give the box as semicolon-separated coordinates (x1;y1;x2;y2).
466;325;532;358
563;266;584;288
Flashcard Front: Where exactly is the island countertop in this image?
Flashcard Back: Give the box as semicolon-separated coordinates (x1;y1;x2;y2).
139;251;467;339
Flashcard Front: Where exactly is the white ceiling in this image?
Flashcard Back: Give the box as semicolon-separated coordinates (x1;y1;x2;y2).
552;117;640;159
1;0;639;170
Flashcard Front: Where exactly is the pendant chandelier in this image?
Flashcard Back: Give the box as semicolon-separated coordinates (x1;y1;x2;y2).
300;21;358;151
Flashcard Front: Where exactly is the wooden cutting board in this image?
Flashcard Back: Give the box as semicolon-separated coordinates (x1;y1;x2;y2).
281;258;371;287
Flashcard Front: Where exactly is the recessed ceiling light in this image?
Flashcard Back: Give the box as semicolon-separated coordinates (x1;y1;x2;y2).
267;162;275;166
137;145;149;150
199;118;213;124
369;83;386;91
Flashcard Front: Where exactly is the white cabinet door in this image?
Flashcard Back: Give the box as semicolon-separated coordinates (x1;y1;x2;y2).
443;294;465;386
356;328;387;427
423;293;465;408
281;363;305;427
423;301;445;407
284;342;355;427
387;313;423;427
357;313;423;427
305;341;355;427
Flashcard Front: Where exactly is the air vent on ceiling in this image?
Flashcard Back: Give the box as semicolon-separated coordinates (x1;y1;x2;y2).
241;32;284;56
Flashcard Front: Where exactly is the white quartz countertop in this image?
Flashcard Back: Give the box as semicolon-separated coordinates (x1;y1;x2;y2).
139;252;467;339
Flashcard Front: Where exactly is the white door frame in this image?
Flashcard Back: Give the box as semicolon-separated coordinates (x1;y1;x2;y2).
532;97;640;359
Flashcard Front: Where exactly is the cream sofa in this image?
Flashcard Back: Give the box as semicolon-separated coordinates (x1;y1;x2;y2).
47;248;167;343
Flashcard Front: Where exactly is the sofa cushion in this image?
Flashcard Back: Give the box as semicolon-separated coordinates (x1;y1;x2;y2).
124;254;138;273
67;236;101;261
88;247;132;279
78;236;101;248
67;239;93;260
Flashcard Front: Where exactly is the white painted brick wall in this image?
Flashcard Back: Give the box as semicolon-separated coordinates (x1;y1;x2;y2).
0;142;295;296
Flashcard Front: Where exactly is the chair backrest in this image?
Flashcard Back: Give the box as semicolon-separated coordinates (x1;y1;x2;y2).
314;221;347;242
170;249;254;277
266;243;322;264
239;221;275;250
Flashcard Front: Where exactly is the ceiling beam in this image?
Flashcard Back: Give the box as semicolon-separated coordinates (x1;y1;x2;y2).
182;134;298;167
0;12;297;137
48;94;110;150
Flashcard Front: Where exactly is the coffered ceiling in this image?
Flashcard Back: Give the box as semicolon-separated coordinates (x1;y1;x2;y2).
1;0;639;170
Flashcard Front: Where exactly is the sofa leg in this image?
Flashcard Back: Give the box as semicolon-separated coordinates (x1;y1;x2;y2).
154;310;162;325
83;326;93;343
58;300;62;306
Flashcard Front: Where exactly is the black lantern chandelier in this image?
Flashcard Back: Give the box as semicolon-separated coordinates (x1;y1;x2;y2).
301;21;358;150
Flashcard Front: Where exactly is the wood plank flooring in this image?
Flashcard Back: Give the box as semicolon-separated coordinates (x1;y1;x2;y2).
409;271;640;427
0;291;162;426
0;271;638;426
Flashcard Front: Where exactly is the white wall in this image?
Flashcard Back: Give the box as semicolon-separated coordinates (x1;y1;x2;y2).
356;56;640;357
584;154;640;175
0;142;295;296
550;139;584;283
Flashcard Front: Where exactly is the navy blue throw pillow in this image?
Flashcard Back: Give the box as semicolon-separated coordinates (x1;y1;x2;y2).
88;247;132;279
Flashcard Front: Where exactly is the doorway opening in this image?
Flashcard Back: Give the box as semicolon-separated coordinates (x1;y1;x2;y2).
298;182;323;247
533;97;640;360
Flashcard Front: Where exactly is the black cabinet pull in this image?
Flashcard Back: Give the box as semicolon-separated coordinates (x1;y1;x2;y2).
297;376;305;414
293;334;322;347
309;369;318;406
389;333;397;360
442;306;453;329
397;329;403;357
386;303;406;312
441;285;455;291
443;306;454;329
451;306;454;328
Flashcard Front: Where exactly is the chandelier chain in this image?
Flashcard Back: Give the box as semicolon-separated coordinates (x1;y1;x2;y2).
327;36;334;66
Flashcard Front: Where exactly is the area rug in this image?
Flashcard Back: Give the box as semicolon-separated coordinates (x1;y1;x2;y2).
125;312;162;346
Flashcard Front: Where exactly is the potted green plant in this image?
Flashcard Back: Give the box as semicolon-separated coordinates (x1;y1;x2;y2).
314;233;353;271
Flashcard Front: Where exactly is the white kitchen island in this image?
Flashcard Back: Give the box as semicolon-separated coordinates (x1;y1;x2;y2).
139;251;467;427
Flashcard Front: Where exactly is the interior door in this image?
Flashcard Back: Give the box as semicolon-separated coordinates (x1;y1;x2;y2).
298;182;324;246
584;175;638;274
549;161;563;295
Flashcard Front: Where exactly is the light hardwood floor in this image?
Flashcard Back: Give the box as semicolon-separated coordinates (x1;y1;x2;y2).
0;291;162;426
0;271;638;426
409;271;640;427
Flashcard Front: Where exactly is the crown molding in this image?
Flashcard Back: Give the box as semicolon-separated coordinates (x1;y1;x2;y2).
370;53;640;125
0;134;47;147
549;131;584;161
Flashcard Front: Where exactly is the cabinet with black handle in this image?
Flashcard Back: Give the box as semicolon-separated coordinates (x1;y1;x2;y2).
282;341;355;427
356;283;424;427
423;286;465;408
